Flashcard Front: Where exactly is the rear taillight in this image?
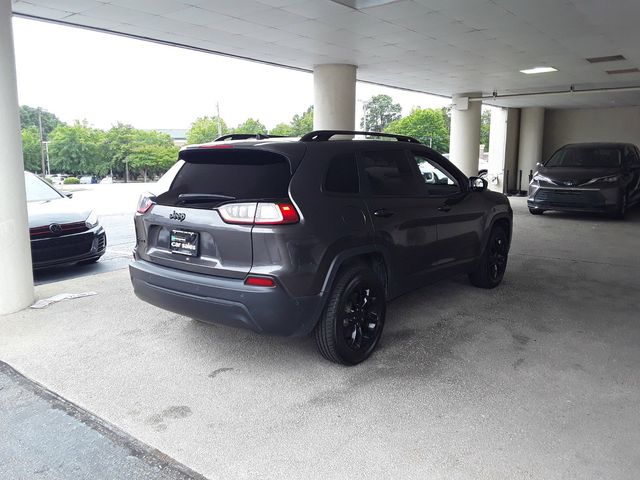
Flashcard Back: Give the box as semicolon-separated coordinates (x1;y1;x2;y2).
255;202;299;224
137;193;155;214
244;276;276;287
218;202;299;225
218;202;257;224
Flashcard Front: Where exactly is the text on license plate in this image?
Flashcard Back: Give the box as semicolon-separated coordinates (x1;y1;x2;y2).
170;229;199;256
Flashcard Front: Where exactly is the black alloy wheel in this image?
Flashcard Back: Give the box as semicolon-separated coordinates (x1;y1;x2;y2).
469;226;509;289
315;266;386;365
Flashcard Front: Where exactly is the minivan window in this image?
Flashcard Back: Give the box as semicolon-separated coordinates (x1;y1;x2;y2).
324;153;359;194
546;146;622;168
157;150;291;208
361;150;423;196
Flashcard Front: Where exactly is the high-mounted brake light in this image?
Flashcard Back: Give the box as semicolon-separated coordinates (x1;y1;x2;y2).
218;202;299;225
137;193;155;214
197;144;234;149
245;276;276;287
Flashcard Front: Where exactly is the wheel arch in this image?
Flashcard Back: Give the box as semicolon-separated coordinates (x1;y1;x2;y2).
484;213;512;252
320;246;391;300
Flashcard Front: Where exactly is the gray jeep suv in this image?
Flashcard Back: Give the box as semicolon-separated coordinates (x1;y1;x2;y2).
129;131;512;365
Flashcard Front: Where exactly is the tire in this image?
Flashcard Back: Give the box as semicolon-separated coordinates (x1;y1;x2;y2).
469;226;509;289
612;195;627;220
529;208;544;215
314;265;386;365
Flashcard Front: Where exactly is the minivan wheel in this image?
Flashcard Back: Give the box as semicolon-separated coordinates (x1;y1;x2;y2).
314;266;386;365
612;195;627;220
468;226;509;289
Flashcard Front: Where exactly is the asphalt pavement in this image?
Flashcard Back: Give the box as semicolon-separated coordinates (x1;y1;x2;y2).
0;361;206;480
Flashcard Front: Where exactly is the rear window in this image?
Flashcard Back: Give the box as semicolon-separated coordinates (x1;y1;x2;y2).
157;149;291;208
546;146;622;168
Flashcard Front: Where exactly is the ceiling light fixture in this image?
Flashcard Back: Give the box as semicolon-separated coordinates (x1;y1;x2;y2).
330;0;400;9
520;66;558;75
586;55;626;63
606;67;640;75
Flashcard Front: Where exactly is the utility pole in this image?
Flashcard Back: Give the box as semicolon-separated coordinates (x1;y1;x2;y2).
44;141;50;175
38;108;46;176
216;101;222;137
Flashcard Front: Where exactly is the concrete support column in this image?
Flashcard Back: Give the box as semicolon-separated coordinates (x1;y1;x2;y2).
487;108;521;193
518;107;545;186
0;0;35;314
487;107;507;192
449;94;482;177
313;64;356;130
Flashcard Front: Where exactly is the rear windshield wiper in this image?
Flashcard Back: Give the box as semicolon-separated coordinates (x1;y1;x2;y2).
177;193;236;204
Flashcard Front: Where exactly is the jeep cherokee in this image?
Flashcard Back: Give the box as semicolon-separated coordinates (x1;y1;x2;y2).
129;130;512;365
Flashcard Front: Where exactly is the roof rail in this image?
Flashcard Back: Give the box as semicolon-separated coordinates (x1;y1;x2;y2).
214;133;286;141
299;130;421;144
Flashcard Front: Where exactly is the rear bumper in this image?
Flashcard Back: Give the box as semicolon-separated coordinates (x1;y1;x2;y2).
129;259;323;336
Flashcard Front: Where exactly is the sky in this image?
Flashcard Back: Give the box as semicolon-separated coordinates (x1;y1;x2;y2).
12;17;450;131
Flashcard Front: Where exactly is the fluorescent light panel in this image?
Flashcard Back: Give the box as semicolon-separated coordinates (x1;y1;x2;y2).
520;66;558;75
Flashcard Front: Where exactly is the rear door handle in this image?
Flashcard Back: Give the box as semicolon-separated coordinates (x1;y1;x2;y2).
437;205;451;212
373;209;395;218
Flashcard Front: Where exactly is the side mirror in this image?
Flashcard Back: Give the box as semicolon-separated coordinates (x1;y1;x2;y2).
469;176;487;192
64;192;73;199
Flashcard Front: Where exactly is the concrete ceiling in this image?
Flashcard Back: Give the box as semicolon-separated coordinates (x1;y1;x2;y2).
12;0;640;108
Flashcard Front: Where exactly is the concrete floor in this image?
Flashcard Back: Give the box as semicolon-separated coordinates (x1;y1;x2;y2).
1;197;639;479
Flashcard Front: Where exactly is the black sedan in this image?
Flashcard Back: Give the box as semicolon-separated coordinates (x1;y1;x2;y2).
25;172;107;269
528;142;640;218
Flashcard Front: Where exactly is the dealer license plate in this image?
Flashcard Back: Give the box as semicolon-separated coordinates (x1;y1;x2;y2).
169;229;199;256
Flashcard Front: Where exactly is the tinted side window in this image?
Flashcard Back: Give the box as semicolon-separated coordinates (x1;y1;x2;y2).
324;153;359;194
413;154;460;196
361;150;423;196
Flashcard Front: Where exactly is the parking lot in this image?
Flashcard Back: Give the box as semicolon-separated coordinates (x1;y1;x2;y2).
1;197;639;479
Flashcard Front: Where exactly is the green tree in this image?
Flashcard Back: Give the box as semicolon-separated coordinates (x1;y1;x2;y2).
123;129;177;181
21;126;42;172
103;123;137;178
360;94;402;132
289;106;314;136
269;123;294;136
234;118;267;135
48;121;106;176
480;109;491;151
385;108;449;153
127;143;179;182
19;105;64;139
186;116;229;144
